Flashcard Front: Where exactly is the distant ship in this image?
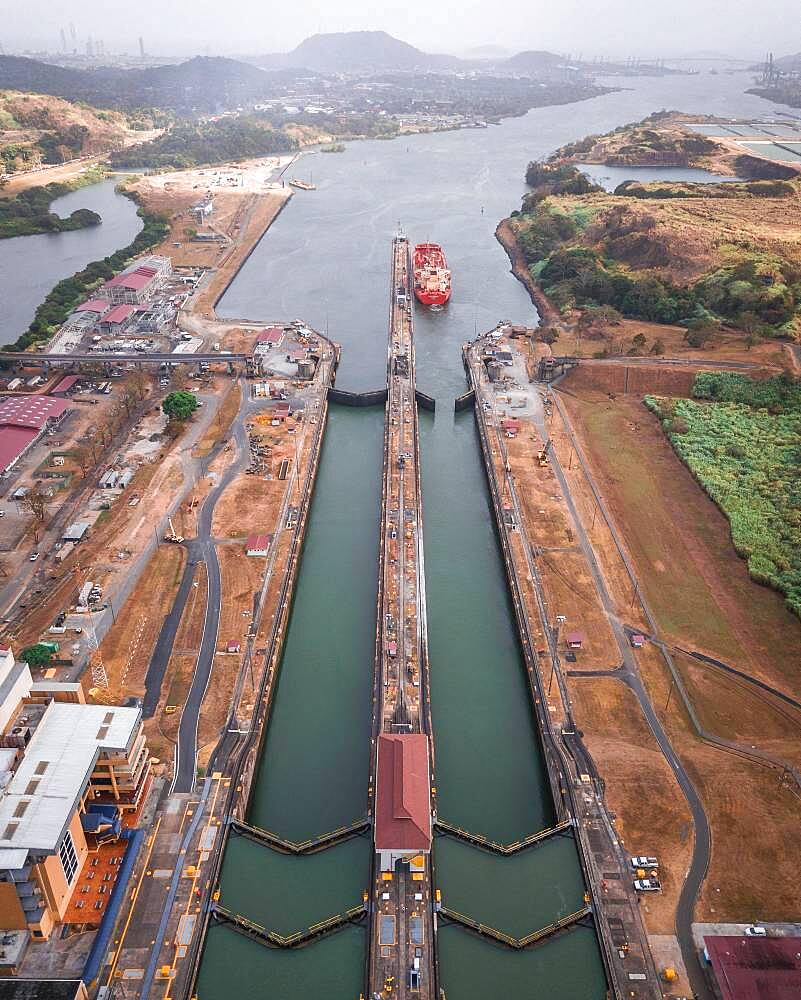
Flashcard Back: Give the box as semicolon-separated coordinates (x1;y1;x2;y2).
413;243;451;306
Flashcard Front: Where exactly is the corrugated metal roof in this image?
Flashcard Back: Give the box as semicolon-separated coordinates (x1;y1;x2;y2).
0;702;140;855
375;734;431;853
102;304;136;325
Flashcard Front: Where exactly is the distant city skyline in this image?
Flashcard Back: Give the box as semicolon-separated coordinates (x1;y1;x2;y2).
3;0;796;62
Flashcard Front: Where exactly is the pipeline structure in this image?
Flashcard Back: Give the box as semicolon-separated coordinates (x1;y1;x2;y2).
211;903;367;950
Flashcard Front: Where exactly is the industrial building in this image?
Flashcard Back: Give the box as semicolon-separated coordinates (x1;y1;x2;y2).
100;256;172;305
0;396;71;477
374;734;432;872
704;934;801;999
0;645;151;944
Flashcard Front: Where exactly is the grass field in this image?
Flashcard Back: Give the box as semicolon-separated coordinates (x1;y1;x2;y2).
559;384;801;693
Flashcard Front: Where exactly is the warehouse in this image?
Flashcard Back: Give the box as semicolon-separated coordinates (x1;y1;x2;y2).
0;396;71;476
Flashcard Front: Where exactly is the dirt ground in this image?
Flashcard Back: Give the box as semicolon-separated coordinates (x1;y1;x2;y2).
554;321;788;368
634;643;801;922
557;383;801;692
569;676;693;933
192;382;242;458
129;171;290;316
553;380;801;923
96;544;185;704
194;545;265;755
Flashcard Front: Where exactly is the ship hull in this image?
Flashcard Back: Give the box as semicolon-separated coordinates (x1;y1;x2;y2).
414;287;451;306
413;242;451;306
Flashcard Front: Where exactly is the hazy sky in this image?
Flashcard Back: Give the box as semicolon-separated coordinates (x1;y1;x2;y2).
4;0;797;60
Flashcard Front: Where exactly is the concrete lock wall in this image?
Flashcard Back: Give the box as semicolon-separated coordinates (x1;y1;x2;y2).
327;387;389;407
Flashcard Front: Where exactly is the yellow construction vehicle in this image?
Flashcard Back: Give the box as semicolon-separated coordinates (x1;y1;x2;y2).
537;439;553;466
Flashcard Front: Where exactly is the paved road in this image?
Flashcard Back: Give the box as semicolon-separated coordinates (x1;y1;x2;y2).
546;387;714;1000
171;390;251;793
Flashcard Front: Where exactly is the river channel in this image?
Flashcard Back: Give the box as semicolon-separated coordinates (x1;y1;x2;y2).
0;178;142;342
192;69;793;999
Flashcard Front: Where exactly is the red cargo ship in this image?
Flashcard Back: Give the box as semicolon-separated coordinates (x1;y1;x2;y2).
413;243;451;306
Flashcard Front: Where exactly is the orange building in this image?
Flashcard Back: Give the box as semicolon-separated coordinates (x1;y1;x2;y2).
0;646;150;940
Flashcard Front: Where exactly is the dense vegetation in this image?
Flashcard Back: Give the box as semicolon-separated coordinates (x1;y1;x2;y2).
692;371;801;411
163;391;199;422
110;118;297;170
510;145;801;336
0;171;104;238
646;373;801;617
2;192;169;351
614;178;796;199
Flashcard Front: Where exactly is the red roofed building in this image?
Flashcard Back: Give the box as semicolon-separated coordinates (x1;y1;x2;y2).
704;935;801;1000
256;327;284;345
245;533;272;557
100;304;136;331
0;395;71;475
101;257;171;304
375;733;431;871
74;298;110;316
50;374;81;397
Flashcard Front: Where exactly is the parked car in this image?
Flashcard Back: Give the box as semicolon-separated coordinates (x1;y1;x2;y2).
630;856;659;871
745;926;767;937
633;878;662;892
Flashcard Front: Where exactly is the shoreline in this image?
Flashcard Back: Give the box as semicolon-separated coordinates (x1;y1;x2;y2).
495;218;561;326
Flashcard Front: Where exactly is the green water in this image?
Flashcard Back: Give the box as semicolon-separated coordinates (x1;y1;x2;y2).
247;406;383;840
200;924;365;999
217;836;369;935
421;412;553;841
437;923;607;1000
196;407;382;998
434;836;587;939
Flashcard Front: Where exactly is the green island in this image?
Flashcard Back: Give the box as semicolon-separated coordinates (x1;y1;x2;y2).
646;372;801;617
503;114;801;345
0;166;106;238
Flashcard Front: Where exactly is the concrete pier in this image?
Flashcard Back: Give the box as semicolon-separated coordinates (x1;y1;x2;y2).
366;237;437;1000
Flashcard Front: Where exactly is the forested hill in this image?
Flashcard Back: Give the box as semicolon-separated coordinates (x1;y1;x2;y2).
109;118;296;170
0;55;298;113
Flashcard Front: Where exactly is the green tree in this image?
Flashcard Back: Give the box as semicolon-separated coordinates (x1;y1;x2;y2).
22;644;54;669
163;391;198;422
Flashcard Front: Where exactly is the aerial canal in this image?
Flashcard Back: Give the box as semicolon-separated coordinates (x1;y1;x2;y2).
193;70;791;998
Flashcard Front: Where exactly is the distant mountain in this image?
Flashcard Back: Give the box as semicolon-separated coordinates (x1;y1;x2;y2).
503;50;566;73
0;55;86;97
259;30;462;74
776;51;801;70
0;54;300;113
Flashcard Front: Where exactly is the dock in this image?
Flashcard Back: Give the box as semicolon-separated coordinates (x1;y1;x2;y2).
366;236;437;1000
462;334;663;1000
